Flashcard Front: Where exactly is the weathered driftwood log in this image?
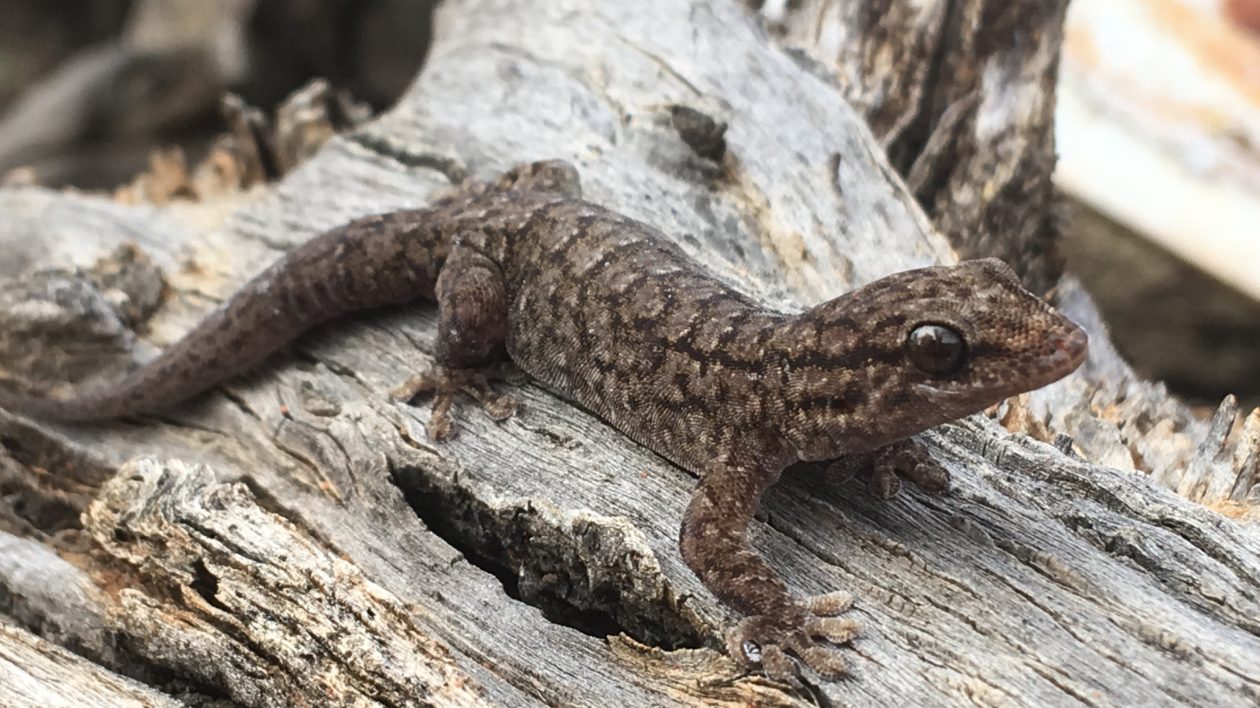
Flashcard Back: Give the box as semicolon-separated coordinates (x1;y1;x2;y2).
0;617;181;708
1;0;1257;705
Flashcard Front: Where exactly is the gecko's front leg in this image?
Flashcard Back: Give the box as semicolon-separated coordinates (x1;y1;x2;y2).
393;248;516;440
680;460;859;679
821;438;952;499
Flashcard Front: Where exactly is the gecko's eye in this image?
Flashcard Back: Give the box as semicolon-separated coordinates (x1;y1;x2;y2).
906;324;967;375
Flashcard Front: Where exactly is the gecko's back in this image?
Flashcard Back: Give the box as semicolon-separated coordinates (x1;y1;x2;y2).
488;198;788;471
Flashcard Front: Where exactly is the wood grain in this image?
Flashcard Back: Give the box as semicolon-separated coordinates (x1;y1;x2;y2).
0;0;1257;705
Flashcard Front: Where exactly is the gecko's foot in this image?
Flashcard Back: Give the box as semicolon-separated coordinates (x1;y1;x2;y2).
726;591;859;680
863;439;950;500
391;366;518;441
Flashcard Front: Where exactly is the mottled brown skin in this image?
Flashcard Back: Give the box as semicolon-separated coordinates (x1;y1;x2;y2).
0;161;1088;680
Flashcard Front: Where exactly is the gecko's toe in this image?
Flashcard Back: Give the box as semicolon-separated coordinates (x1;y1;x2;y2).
796;645;848;678
391;371;440;401
482;394;518;421
393;365;518;437
427;417;456;441
463;376;519;422
867;466;902;499
727;596;857;681
904;456;950;494
426;393;458;441
804;590;860;644
866;438;951;498
759;645;799;680
806;616;860;643
804;590;853;615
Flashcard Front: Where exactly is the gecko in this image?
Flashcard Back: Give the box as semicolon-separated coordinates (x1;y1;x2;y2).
0;160;1088;679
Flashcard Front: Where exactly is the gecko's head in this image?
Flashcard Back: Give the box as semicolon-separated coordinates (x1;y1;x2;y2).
776;258;1087;460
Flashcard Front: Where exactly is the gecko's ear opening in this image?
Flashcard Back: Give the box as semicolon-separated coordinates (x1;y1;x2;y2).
905;323;968;375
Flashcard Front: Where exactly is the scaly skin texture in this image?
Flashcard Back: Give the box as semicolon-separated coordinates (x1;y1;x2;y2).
0;161;1088;680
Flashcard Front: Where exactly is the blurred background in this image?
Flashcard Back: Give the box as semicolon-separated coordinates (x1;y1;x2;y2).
0;0;1256;406
1058;0;1260;409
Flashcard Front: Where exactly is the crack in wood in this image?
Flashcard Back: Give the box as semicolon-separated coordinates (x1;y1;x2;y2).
387;460;707;651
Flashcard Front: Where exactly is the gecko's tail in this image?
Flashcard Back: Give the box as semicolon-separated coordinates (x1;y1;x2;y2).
0;207;453;423
0;267;329;422
0;386;125;422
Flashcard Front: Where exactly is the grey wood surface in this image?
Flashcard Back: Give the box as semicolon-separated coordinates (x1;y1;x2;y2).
0;618;181;708
0;0;1256;706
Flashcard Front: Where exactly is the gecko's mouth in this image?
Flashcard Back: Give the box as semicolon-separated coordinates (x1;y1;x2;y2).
911;323;1089;406
910;382;970;404
1037;323;1090;383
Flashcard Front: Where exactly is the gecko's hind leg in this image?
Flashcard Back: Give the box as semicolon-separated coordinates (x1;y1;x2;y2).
393;246;514;440
392;365;517;440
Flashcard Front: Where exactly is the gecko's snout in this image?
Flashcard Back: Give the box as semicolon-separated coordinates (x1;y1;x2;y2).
1063;323;1089;364
1048;316;1089;375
